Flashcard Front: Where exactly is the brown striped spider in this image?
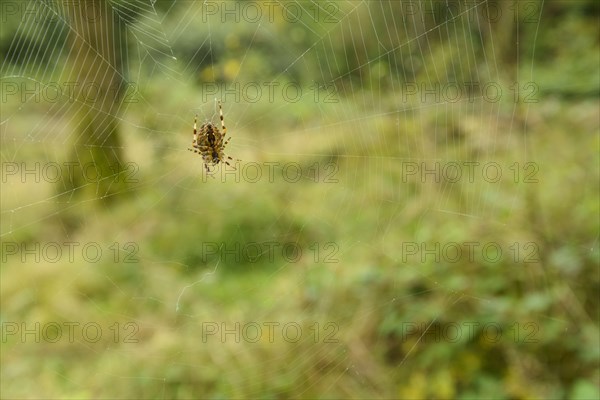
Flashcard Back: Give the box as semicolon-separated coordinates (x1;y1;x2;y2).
188;100;236;174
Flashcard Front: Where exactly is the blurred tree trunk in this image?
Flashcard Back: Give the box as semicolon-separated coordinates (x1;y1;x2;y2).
485;0;520;80
59;1;128;207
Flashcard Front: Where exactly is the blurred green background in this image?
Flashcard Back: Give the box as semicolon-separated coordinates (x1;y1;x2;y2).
1;0;598;398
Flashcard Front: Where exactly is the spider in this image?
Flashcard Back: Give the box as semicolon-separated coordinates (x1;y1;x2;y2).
188;100;237;173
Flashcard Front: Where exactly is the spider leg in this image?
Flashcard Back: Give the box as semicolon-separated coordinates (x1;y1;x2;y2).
218;100;226;137
220;154;238;170
193;114;198;145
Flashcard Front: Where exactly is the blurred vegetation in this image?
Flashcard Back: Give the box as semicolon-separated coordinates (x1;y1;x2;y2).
1;0;598;398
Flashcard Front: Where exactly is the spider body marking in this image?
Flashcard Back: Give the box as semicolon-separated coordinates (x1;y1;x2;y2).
188;100;237;174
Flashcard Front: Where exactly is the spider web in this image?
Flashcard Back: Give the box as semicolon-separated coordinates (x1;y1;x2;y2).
1;0;599;398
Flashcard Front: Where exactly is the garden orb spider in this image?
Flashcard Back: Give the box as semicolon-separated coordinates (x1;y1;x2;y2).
188;100;237;174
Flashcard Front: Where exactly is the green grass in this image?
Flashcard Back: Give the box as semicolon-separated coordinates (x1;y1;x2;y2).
1;90;598;398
